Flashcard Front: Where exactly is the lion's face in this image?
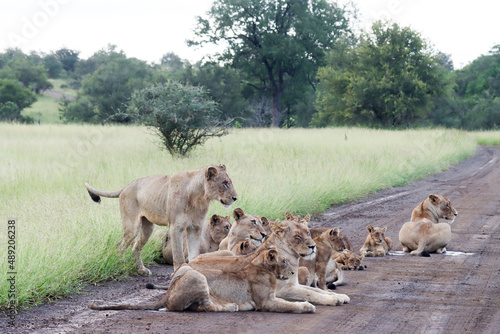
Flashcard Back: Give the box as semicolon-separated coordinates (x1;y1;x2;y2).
325;228;347;252
342;250;363;270
208;214;232;244
277;220;316;259
367;225;387;245
205;165;237;208
232;208;267;246
429;195;458;223
264;249;295;280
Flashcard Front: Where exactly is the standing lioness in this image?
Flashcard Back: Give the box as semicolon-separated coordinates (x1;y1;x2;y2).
85;164;237;274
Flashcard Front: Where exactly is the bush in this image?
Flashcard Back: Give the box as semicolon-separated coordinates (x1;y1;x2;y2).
128;81;229;156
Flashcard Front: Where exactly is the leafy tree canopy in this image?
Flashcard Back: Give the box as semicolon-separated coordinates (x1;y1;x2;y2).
313;21;451;127
189;0;352;127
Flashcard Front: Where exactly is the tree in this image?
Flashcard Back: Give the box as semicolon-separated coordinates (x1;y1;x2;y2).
80;55;153;122
189;0;352;127
55;48;80;72
314;22;450;127
42;54;64;78
181;61;249;123
0;54;52;93
0;78;36;121
128;82;229;157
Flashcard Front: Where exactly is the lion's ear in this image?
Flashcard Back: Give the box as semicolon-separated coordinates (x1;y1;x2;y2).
285;212;293;220
267;249;278;263
219;164;226;171
304;214;311;222
270;221;282;234
429;194;440;203
206;166;218;181
261;217;269;225
330;227;340;237
382;226;387;233
233;208;245;221
210;214;220;226
367;225;374;233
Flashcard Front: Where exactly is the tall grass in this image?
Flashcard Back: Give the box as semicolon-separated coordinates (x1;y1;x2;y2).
471;130;500;146
0;124;478;310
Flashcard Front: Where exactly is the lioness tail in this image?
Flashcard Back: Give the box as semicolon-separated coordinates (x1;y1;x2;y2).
85;183;124;203
145;283;170;290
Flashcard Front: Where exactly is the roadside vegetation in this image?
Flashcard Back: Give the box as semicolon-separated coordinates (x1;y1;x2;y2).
0;124;480;310
1;0;500;312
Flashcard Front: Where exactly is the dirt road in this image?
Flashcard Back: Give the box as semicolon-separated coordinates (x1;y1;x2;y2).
3;146;500;334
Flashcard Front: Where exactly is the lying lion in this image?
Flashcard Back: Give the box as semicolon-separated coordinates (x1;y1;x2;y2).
85;164;237;274
187;219;350;306
360;225;392;257
285;212;353;251
333;249;365;270
153;214;232;264
218;208;267;251
399;194;458;257
90;249;316;314
299;228;347;290
230;237;258;255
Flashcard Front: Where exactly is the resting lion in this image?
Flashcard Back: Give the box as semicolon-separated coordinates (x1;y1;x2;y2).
333;249;365;270
218;208;267;251
186;219;350;306
90;249;316;314
360;225;392;257
399;194;458;256
299;228;347;290
85;164;237;274
230;237;258;255
154;214;232;264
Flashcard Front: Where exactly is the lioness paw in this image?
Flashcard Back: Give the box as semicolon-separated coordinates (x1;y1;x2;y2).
138;267;152;276
301;302;316;313
335;293;350;305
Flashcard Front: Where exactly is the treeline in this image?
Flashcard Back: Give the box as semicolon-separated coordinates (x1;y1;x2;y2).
1;0;499;129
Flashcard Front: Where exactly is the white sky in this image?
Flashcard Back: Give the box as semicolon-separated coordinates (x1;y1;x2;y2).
0;0;499;69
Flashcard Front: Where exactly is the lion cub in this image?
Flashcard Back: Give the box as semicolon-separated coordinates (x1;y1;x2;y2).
91;249;316;314
360;225;392;257
230;237;258;255
154;214;232;265
299;227;346;290
333;249;365;270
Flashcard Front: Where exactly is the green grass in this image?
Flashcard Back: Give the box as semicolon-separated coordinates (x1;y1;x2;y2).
21;78;77;124
22;94;63;124
471;130;500;146
0;124;479;310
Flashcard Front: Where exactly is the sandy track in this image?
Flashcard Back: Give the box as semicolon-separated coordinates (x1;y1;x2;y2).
3;146;500;334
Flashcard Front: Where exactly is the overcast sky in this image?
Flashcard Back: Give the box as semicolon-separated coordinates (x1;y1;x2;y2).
1;0;499;69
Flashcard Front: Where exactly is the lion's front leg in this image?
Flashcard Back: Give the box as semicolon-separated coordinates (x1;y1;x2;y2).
260;298;316;314
186;226;202;262
276;283;350;306
170;224;188;271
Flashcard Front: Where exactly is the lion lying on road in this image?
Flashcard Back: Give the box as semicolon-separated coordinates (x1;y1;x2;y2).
90;249;316;314
399;194;458;256
360;225;392;257
187;219;350;306
153;214;232;264
85;164;237;274
333;249;365;270
299;228;347;290
218;208;267;251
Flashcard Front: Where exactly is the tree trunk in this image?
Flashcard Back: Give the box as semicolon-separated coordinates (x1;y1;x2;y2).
271;91;282;127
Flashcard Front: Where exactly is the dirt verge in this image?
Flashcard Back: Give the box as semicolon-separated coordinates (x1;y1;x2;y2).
3;146;500;334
